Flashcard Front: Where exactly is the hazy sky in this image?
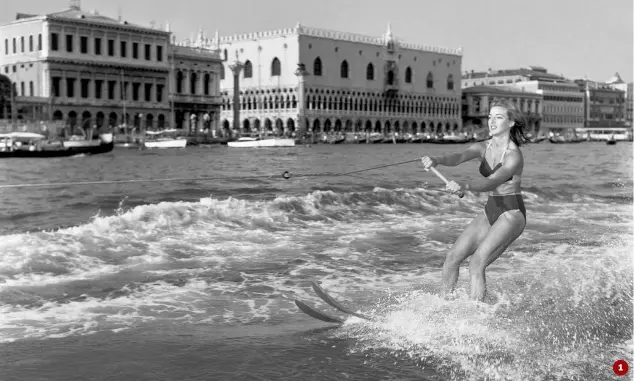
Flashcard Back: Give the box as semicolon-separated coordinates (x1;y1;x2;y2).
2;0;632;82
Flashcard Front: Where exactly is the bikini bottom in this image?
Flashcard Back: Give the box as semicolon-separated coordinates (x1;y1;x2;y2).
484;193;526;226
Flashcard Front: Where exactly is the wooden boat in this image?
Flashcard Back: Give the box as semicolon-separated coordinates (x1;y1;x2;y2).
548;136;586;144
606;133;617;145
369;133;384;143
227;137;295;148
329;136;346;144
529;136;548;143
143;129;187;148
409;134;423;143
428;135;473;144
0;132;114;158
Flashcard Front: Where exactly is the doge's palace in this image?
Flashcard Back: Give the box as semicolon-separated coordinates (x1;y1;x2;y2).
217;23;463;140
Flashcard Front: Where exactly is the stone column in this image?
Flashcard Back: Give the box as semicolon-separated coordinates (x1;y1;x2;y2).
75;73;80;100
228;60;244;137
481;95;489;115
294;63;310;140
185;70;192;94
184;111;191;133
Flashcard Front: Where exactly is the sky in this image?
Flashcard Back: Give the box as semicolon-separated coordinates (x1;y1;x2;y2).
1;0;632;82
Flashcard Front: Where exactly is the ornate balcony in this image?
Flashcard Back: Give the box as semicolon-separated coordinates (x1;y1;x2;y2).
172;93;222;105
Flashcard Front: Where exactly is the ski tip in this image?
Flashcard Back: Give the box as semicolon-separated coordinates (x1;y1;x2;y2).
295;299;344;324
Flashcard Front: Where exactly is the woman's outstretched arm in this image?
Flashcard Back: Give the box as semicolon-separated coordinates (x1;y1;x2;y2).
433;142;484;167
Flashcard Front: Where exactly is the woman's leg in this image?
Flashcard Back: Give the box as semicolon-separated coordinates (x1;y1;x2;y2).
469;210;526;301
442;213;491;295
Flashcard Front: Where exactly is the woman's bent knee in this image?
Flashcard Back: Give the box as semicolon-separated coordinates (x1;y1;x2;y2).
468;255;486;273
445;249;469;268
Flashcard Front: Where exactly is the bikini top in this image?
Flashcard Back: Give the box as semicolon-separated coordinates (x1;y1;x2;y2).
479;140;515;183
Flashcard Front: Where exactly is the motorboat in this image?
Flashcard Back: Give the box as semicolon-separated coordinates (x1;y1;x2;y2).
227;137;295;148
143;129;188;148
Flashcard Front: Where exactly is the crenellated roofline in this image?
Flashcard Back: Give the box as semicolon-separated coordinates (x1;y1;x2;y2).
217;24;462;56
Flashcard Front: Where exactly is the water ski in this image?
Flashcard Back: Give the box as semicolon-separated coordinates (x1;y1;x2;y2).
294;299;344;324
311;281;372;321
295;281;372;323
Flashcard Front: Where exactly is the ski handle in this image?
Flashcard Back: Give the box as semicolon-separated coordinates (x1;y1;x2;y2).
430;167;464;198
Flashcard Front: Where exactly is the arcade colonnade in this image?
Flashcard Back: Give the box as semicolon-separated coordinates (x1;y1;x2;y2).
48;108;169;133
220;86;462;136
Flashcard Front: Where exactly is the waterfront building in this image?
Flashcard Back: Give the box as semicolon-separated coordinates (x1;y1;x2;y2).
462;66;584;135
625;82;634;128
170;30;223;135
572;75;632;141
603;72;633;127
462;85;542;135
215;24;463;139
574;78;626;127
0;1;172;133
0;1;224;139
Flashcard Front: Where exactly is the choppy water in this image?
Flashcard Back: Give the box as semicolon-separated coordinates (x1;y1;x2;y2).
0;142;632;381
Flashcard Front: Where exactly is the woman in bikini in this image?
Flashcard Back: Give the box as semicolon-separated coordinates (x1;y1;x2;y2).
421;99;530;302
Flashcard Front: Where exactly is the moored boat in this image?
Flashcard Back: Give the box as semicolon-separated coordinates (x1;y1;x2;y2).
428;135;473;144
409;134;423;143
548;135;586;144
529;136;548;143
0;132;114;158
143;129;188;148
369;133;384;143
227;137;295;148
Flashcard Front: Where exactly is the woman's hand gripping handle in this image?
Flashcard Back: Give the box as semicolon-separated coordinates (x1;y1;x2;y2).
420;156;465;198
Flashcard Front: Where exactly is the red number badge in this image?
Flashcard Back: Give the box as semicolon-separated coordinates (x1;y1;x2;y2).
613;360;629;376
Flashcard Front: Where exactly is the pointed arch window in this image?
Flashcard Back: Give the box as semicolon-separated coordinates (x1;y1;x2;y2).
340;60;349;79
447;74;454;90
405;67;412;83
244;60;253;78
313;57;322;76
271;57;281;76
426;72;434;89
366;63;374;80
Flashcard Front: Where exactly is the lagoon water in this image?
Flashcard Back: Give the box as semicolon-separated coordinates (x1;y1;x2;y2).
0;142;632;380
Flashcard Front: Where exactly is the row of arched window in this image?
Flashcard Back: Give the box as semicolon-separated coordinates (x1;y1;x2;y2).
312;57;451;87
221;56;455;90
175;70;214;95
221;93;460;117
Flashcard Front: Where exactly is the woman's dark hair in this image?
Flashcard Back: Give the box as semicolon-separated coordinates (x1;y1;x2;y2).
490;99;531;146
